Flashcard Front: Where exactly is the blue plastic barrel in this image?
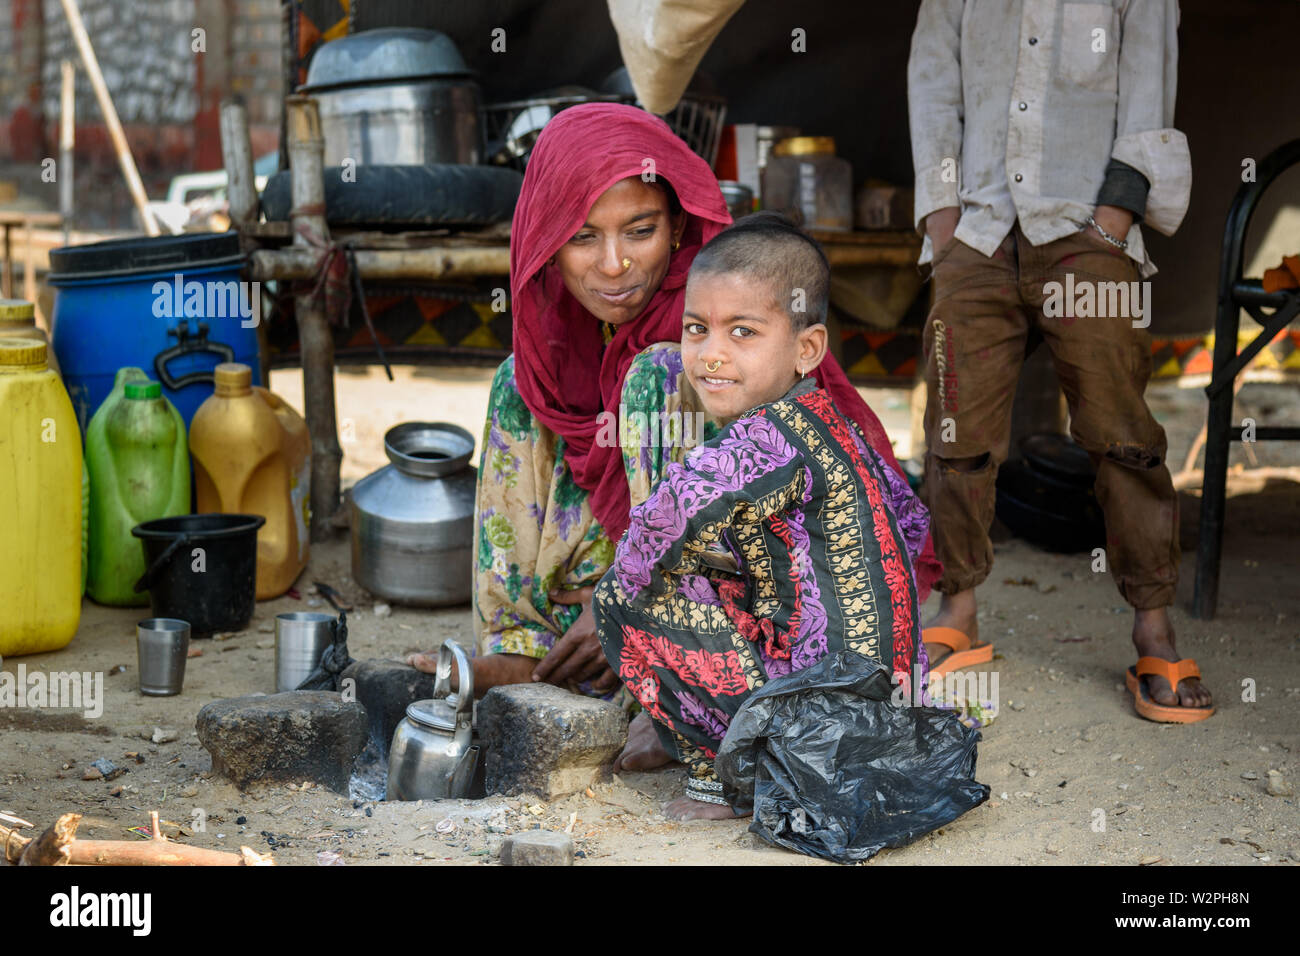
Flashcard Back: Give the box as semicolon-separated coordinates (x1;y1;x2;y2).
49;232;262;433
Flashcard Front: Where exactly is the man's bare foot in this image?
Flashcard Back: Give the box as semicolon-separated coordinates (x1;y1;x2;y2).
613;712;674;773
1132;608;1213;709
663;795;749;821
403;650;537;699
923;588;984;666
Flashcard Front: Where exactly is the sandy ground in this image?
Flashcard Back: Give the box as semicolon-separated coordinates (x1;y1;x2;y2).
3;367;1298;866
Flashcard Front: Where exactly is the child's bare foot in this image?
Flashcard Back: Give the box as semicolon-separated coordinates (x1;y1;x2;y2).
1132;607;1213;709
923;588;984;666
663;795;749;821
613;712;675;772
403;650;537;699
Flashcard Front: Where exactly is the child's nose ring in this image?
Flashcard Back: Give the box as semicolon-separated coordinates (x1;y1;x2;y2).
706;360;722;373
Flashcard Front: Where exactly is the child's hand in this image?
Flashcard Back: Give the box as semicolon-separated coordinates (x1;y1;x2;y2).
535;587;618;690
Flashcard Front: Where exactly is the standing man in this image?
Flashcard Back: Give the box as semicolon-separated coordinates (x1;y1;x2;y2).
908;0;1212;721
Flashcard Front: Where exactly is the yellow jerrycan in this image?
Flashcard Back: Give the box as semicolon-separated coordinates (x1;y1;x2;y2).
0;339;82;656
190;363;311;599
0;298;59;374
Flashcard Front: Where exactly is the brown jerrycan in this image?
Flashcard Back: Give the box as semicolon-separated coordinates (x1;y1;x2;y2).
189;363;310;599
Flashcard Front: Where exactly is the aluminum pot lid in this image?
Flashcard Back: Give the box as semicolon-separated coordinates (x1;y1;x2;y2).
301;28;474;91
406;697;459;732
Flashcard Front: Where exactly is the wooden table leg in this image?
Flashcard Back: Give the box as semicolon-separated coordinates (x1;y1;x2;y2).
2;225;12;298
23;218;40;327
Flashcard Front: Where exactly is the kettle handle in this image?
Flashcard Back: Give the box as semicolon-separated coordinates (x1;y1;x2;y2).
434;640;474;720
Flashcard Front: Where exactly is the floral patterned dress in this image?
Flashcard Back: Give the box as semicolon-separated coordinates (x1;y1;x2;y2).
472;343;717;663
591;379;932;804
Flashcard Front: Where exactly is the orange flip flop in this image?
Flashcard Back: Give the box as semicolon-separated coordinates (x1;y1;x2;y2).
1126;657;1214;724
922;626;994;677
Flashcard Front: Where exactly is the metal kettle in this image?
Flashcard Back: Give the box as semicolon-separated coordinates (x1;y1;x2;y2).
386;640;478;801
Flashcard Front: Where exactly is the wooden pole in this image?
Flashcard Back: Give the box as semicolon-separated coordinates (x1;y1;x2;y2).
60;59;75;247
249;245;512;281
286;94;342;542
220;98;258;228
56;0;159;236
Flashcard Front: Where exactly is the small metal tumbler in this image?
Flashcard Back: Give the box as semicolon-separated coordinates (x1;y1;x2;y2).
275;612;336;692
136;618;191;696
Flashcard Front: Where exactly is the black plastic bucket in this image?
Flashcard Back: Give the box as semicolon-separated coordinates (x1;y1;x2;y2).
132;514;266;638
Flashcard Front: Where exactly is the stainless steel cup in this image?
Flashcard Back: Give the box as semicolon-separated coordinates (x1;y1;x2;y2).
275;612;336;692
137;618;191;696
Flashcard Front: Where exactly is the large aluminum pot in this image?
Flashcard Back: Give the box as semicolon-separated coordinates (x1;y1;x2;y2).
348;422;476;606
300;28;482;166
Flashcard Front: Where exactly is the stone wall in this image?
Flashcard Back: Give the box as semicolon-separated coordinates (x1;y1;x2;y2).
39;0;198;127
0;0;283;227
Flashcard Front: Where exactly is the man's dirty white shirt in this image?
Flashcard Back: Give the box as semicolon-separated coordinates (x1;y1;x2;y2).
908;0;1191;277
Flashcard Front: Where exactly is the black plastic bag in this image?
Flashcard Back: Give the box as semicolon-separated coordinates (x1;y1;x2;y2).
715;649;989;863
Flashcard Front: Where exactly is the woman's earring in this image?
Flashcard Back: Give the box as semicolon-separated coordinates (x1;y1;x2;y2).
672;239;681;251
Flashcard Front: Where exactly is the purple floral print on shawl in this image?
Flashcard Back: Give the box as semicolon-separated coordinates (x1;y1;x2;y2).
675;689;730;739
783;503;830;671
615;416;800;600
847;426;930;568
678;573;722;606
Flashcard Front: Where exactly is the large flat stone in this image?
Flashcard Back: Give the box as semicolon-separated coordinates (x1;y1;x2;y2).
341;658;438;752
196;691;367;793
477;684;628;799
500;830;574;866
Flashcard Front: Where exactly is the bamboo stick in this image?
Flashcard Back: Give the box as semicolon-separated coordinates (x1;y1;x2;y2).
56;0;159;236
286;94;342;542
220;98;258;228
248;245;512;282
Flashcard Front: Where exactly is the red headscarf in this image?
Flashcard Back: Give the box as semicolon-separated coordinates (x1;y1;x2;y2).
510;103;940;599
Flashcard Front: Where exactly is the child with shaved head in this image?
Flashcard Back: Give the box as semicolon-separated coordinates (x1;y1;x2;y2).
593;213;932;819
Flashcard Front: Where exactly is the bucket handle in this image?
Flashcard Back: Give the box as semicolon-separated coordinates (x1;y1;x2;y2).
133;533;190;593
154;321;235;391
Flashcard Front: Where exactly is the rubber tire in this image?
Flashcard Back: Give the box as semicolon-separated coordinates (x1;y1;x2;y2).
260;164;523;227
995;459;1106;553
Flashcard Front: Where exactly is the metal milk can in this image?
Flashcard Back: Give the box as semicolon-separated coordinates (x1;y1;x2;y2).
347;422;476;606
386;640;478;801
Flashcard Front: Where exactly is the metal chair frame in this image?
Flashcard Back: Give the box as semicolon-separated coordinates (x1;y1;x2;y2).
1193;138;1300;619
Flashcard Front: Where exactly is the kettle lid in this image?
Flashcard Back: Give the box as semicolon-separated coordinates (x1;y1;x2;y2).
405;697;460;731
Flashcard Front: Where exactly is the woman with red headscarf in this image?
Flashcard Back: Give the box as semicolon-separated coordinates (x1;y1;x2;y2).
408;103;940;707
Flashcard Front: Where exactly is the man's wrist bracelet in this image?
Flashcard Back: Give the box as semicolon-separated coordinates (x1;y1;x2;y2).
1086;215;1129;250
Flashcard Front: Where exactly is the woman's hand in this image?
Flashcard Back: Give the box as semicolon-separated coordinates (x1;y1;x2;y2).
533;586;619;691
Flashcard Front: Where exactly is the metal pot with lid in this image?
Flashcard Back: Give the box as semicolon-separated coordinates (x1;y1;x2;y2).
386;640;478;801
299;27;482;166
347;421;476;607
